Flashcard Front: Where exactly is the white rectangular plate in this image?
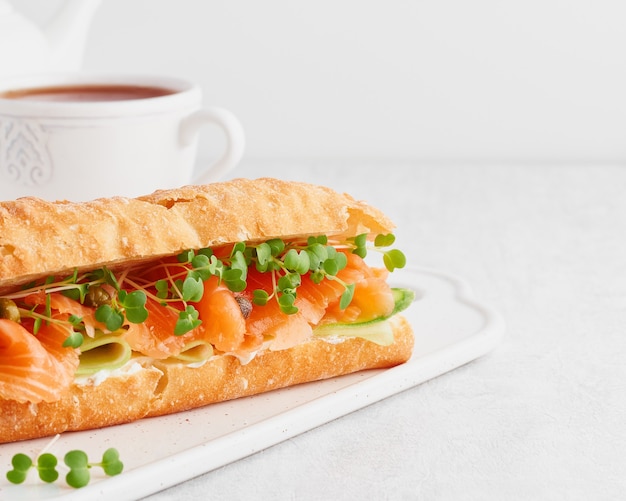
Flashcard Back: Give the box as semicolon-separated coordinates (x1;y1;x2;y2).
0;267;504;500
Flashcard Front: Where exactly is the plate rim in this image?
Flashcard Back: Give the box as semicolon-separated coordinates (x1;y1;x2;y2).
2;266;504;500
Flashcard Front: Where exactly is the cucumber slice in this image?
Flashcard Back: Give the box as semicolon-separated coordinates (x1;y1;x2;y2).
390;288;416;317
315;320;395;346
76;334;132;376
313;287;415;346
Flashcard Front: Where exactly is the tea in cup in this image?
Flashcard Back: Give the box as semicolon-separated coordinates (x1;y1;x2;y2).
0;73;245;201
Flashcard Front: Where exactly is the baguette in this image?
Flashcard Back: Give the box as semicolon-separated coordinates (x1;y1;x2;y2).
0;178;414;443
0;178;393;289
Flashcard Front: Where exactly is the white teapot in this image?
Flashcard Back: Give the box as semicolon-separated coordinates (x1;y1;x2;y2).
0;0;101;77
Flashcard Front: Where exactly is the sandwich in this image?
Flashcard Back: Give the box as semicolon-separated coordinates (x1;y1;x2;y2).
0;177;414;444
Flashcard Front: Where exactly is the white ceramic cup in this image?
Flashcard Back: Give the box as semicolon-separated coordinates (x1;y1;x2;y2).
0;73;245;201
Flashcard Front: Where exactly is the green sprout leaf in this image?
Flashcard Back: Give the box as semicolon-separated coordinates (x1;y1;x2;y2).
95;304;124;331
37;453;59;483
323;257;339;276
207;254;224;276
0;233;406;342
334;251;348;271
310;270;324;284
374;233;396;247
7;447;125;489
352;233;368;248
352;246;367;258
155;279;169;299
383;249;407;271
306;243;328;270
282;248;299;271
62;330;84;348
101;267;120;291
256;242;272;266
339;283;356;310
190;254;212;280
278;292;298;315
277;273;300;293
181;276;204;302
61;315;85;348
230;250;248;277
6;453;32;484
100;448;124;476
307;235;328;246
174;305;202;335
33;316;42;335
61;283;88;303
267;238;285;256
231;241;246;256
223;268;247;292
177;249;194;263
44;294;52;322
68;314;84;328
197;247;213;259
64;450;90;489
283;249;310;275
295;250;311;275
253;289;269;306
120;290;149;323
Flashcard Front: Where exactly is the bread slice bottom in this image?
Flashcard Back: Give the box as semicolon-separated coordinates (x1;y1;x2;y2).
0;316;413;444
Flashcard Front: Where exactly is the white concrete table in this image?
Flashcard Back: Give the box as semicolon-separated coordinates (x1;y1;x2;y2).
144;160;625;500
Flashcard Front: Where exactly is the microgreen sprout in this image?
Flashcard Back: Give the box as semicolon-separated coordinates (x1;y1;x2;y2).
174;305;202;335
64;448;123;488
6;451;60;484
62;315;85;348
0;233;406;341
5;434;123;489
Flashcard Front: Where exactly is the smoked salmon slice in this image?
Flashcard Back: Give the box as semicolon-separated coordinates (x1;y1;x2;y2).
23;292;105;338
0;248;398;404
242;251;395;351
320;254;395;325
123;298;199;359
196;277;247;353
0;318;79;403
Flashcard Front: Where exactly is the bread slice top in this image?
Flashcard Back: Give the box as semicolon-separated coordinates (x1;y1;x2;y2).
0;178;394;289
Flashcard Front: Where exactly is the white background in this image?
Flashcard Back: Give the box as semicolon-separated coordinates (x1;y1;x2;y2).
16;0;626;163
4;3;626;500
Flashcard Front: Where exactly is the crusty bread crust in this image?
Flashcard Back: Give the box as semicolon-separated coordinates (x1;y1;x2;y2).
0;367;163;444
0;178;412;444
0;317;413;443
0;178;394;289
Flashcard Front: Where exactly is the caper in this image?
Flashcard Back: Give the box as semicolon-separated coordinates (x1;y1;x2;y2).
235;295;252;319
84;285;111;307
0;298;20;323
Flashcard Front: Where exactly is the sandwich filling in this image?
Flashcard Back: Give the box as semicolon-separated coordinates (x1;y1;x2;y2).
0;234;412;405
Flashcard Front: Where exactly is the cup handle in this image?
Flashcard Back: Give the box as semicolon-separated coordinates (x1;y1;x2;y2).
180;107;245;184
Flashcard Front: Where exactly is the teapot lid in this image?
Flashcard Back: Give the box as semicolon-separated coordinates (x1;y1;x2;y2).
0;0;101;78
